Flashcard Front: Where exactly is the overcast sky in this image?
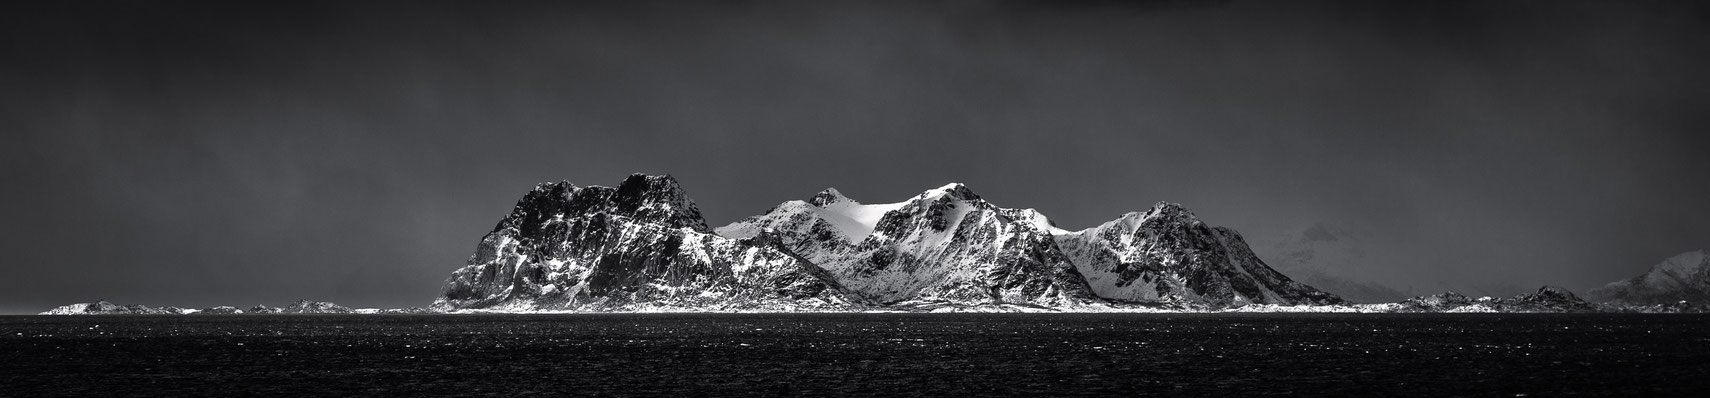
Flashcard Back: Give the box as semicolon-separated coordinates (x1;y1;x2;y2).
3;0;1707;313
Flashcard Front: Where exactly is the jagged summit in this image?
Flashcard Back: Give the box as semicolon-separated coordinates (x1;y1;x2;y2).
492;173;708;234
1091;202;1201;236
717;182;1095;307
714;182;1336;308
808;188;851;206
443;174;1343;311
920;182;982;202
437;174;857;311
1140;201;1197;222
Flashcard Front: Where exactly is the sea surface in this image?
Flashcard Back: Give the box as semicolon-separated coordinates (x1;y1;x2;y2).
2;313;1707;396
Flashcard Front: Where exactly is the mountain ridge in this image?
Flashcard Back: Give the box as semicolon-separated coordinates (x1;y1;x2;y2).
1588;250;1710;305
440;174;1339;311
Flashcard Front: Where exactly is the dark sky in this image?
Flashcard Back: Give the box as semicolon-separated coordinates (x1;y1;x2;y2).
3;0;1707;313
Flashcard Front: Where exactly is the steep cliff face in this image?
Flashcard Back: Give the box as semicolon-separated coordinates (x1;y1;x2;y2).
435;174;859;311
1053;203;1344;307
715;184;1097;308
1589;250;1710;305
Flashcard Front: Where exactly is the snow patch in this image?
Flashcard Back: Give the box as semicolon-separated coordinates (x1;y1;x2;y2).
814;199;906;242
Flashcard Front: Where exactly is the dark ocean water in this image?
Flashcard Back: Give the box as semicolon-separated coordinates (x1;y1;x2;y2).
2;313;1707;397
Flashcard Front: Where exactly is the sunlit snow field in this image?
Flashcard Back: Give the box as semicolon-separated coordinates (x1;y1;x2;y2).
3;313;1707;396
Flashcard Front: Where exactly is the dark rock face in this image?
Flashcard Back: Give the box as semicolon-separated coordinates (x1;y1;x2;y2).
1054;203;1344;307
436;174;859;311
807;188;848;207
492;174;710;236
1588;250;1710;305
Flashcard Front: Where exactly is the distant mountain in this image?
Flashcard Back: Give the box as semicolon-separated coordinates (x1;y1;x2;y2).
1395;286;1597;313
439;174;1340;312
1588;250;1710;305
41;301;192;315
1255;222;1411;303
40;300;357;315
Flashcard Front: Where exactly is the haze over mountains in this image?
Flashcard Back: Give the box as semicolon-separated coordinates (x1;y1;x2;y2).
1254;222;1535;303
1590;250;1710;305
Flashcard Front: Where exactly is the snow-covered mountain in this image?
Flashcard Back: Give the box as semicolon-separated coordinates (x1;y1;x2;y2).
1051;204;1343;307
1588;250;1710;305
434;174;861;311
438;174;1342;311
717;181;1340;308
715;183;1100;309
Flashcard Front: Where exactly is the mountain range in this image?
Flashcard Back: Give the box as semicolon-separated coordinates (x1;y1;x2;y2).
435;174;1342;312
39;175;1708;314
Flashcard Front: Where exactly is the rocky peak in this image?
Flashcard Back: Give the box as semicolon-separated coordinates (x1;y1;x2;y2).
808;188;851;207
491;181;577;234
1142;202;1198;223
921;182;982;202
609;173;708;232
492;174;710;236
